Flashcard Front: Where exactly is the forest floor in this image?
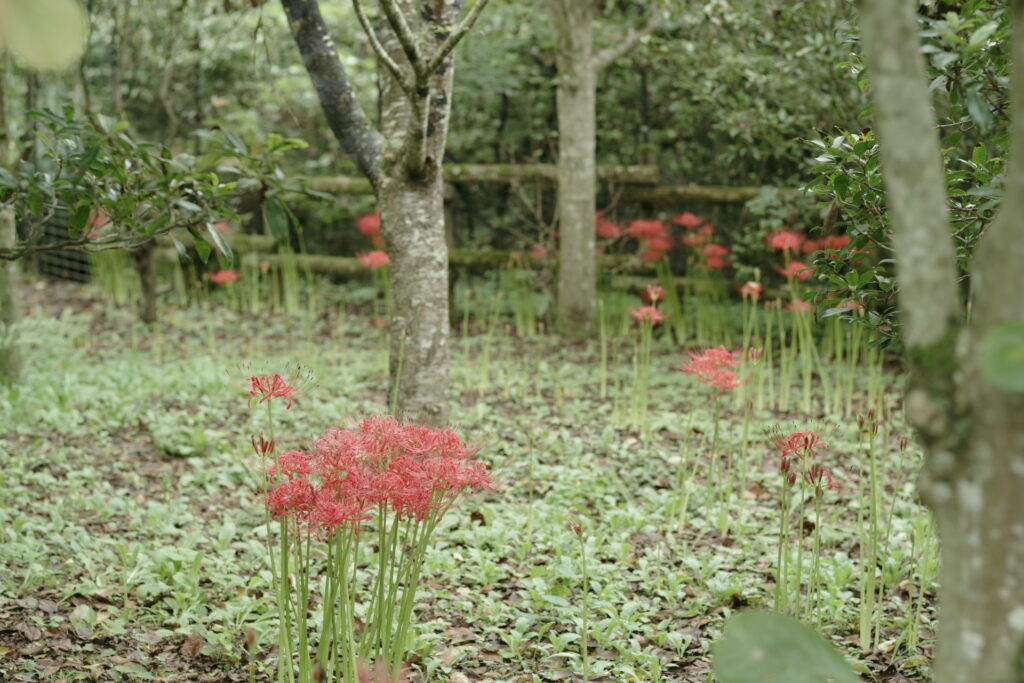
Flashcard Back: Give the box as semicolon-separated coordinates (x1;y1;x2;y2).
0;280;934;682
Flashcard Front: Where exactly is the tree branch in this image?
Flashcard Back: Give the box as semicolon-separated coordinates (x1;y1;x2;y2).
378;0;424;80
352;0;413;94
425;0;494;76
860;0;961;349
280;0;385;191
592;6;667;73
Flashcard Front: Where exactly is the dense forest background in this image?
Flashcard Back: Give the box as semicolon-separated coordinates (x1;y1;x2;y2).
3;0;864;255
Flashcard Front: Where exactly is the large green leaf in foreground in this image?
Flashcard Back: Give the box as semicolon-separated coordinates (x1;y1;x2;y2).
712;611;858;683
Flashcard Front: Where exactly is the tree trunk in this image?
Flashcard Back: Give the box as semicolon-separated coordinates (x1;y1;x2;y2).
373;0;457;425
549;0;597;338
132;240;158;324
0;206;20;382
860;1;1024;681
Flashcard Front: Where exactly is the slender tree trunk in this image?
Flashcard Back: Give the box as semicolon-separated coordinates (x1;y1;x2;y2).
860;1;1024;681
132;240;158;324
0;207;20;382
549;0;597;338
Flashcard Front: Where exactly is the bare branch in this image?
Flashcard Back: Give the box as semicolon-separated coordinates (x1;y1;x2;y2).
352;0;413;93
425;0;494;76
280;0;384;190
378;0;424;79
860;0;961;349
592;6;667;73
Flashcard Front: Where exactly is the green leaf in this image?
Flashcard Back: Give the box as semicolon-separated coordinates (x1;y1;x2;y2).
712;611;858;683
0;0;88;71
205;222;234;261
969;21;998;47
114;663;154;680
980;322;1024;392
69;204;91;233
171;237;188;261
262;197;290;246
188;227;212;263
965;90;994;133
973;143;987;166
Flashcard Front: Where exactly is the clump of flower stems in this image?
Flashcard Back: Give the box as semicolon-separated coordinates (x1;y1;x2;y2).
770;427;839;626
246;375;493;683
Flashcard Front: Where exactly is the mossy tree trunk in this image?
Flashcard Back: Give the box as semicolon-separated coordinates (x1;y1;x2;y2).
0;207;19;383
861;1;1024;681
280;0;489;425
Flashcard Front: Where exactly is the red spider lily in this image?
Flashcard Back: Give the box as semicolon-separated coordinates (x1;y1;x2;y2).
777;260;813;282
702;243;731;269
207;269;242;285
680;224;714;248
805;463;840;495
251;433;276;458
248;374;298;409
672;212;704;229
529;246;548;259
682;346;744;393
357;212;381;238
645;235;674;252
641;284;665;304
766;229;804;252
640;248;668;261
626;219;668;240
595;213;622;239
775;430;826;474
358;251;390;268
268;450;314;480
630;305;668;326
266;477;316;518
214;221;231;234
739;281;765;300
801;239;822;255
785;300;815;313
822;234;851;250
837;299;863;310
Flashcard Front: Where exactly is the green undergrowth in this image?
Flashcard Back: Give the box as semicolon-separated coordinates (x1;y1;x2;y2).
0;286;935;682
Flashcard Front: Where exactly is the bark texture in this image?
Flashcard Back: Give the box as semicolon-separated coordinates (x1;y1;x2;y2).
861;1;1024;681
132;240;158;324
0;206;20;382
548;0;597;338
281;0;486;425
547;1;664;338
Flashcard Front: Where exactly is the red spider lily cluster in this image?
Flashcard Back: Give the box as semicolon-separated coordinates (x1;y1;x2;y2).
207;269;242;286
626;219;673;261
262;416;493;536
682;346;744;393
774;430;839;494
357;212;383;247
358;250;390;268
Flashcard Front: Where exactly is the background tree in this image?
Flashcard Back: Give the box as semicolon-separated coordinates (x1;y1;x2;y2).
279;0;489;425
546;0;666;338
860;0;1024;681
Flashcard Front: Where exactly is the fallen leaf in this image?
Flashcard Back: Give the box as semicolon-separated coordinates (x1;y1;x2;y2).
182;631;205;659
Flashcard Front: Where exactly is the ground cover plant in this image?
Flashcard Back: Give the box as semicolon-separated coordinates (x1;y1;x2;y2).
0;277;937;682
